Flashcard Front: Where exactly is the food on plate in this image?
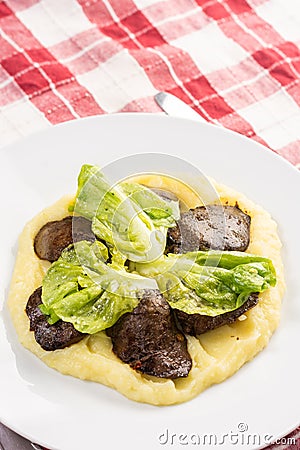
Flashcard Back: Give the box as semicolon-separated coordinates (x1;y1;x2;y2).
26;287;85;351
8;164;285;405
106;289;192;379
166;205;251;253
175;293;259;336
34;216;95;262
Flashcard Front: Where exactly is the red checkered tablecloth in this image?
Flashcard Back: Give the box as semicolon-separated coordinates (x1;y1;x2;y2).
0;0;299;449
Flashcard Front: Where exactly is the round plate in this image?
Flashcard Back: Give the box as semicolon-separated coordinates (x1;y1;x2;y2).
0;114;299;450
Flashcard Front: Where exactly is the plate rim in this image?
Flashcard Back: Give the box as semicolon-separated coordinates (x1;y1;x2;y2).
1;112;299;176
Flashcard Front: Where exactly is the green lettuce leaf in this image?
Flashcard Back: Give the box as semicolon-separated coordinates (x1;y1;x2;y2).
72;165;180;262
121;183;179;227
131;251;276;316
41;241;157;333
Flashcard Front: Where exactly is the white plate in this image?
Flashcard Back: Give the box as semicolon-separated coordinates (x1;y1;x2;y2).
0;114;299;450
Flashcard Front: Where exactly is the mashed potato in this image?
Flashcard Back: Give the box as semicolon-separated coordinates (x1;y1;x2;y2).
8;178;285;406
